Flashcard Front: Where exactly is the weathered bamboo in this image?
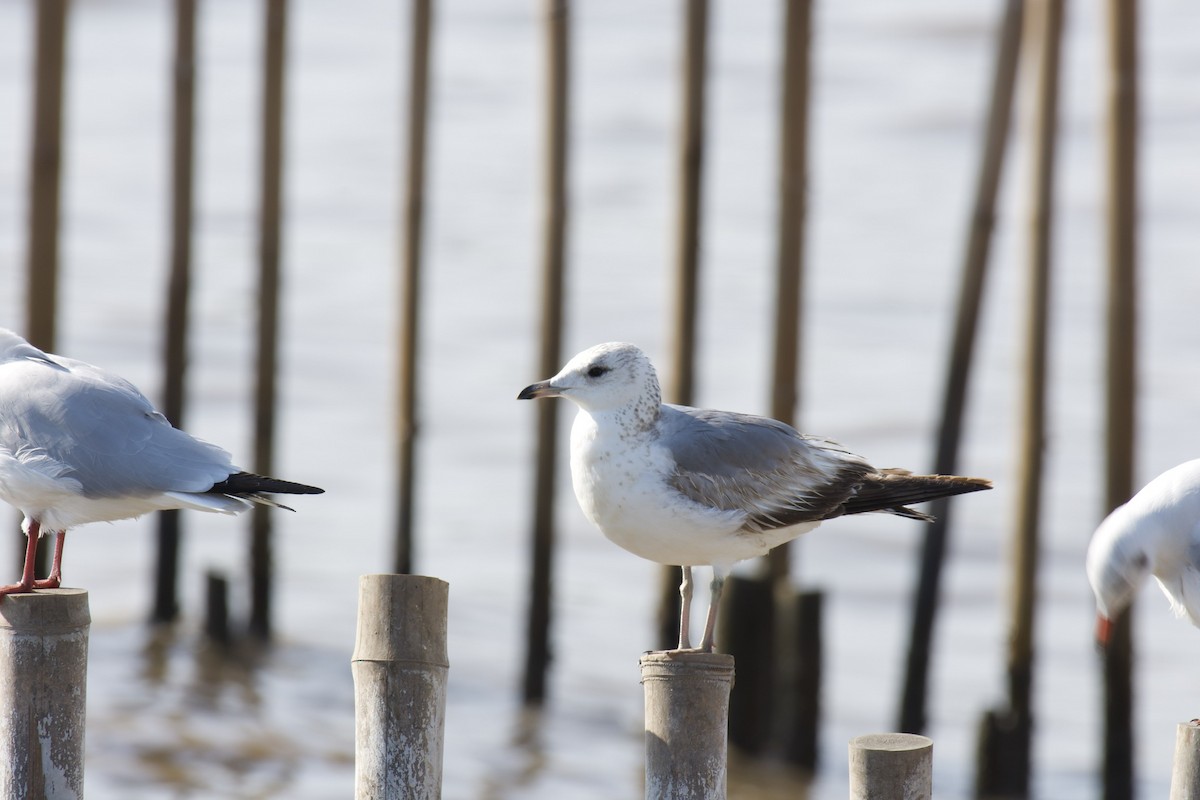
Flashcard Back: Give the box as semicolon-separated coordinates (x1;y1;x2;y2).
393;0;434;576
717;575;773;755
523;0;570;705
1102;1;1138;798
975;2;1062;795
204;570;230;646
250;0;289;640
849;733;933;800
353;574;449;800
786;588;822;769
0;589;90;799
656;0;710;653
22;0;70;580
640;651;734;800
1170;721;1200;800
898;0;1025;735
153;0;199;625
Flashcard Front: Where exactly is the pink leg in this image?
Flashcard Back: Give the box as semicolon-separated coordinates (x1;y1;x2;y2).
0;520;42;598
33;530;65;589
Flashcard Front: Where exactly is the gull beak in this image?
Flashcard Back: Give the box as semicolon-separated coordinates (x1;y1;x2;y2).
518;380;560;400
1095;613;1113;650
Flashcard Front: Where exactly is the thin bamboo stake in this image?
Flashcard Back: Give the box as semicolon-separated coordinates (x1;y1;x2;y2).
1102;1;1138;798
153;0;199;625
975;1;1062;794
897;0;1025;735
657;0;710;652
22;0;70;580
522;0;570;705
250;0;289;640
393;0;434;576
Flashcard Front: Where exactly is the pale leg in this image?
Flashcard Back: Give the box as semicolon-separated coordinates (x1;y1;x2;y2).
698;566;727;653
677;565;693;650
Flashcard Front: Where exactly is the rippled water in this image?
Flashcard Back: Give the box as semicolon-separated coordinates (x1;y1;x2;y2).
2;0;1200;797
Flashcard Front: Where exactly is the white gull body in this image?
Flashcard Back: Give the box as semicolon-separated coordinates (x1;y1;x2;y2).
0;328;322;596
519;342;991;651
1086;458;1200;645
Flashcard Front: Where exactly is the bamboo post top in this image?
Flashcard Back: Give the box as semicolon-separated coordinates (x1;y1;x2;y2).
640;649;735;674
849;733;933;800
0;589;90;632
352;574;448;666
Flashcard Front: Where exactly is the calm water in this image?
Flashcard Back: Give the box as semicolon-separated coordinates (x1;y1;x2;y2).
2;0;1200;797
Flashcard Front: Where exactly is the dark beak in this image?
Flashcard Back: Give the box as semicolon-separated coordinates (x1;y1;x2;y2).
518;380;559;400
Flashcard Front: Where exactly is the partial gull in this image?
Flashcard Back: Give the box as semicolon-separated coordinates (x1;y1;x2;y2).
1087;459;1200;647
519;341;992;652
0;328;323;598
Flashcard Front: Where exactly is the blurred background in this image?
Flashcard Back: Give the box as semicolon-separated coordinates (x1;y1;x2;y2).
1;0;1199;797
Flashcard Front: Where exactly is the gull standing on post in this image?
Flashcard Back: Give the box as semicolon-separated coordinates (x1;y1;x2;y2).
0;328;323;598
518;341;992;652
1086;459;1200;647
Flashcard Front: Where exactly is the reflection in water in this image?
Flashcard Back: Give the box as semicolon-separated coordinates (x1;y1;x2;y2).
87;622;354;798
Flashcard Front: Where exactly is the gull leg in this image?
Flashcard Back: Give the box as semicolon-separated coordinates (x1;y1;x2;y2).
698;566;727;653
33;530;66;589
0;520;42;598
677;566;694;650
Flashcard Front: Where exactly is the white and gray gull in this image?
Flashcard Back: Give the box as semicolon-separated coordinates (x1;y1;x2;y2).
0;328;323;598
1086;459;1200;648
518;341;992;652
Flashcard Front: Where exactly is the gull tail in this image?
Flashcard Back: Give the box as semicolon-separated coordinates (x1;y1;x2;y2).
206;472;325;512
836;469;991;521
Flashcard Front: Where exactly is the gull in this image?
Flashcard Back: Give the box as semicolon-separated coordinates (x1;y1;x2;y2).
1086;459;1200;647
518;341;992;652
0;328;323;598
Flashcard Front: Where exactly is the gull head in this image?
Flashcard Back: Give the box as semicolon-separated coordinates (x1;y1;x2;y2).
517;342;661;415
1085;509;1151;648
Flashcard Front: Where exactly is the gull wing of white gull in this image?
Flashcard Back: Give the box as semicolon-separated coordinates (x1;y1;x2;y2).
1086;458;1200;647
0;328;323;597
519;341;992;652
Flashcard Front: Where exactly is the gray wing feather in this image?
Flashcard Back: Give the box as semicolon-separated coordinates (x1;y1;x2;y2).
0;353;235;497
658;405;872;531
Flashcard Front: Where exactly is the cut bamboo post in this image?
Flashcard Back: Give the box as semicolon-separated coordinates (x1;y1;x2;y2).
1170;721;1200;800
0;589;90;800
849;733;933;800
353;574;449;800
640;651;733;800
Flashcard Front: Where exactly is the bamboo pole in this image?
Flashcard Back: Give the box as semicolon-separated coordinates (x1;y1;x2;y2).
897;0;1025;735
393;0;434;576
0;589;90;799
353;574;449;800
153;0;199;625
849;733;933;800
640;651;734;800
975;3;1062;793
22;0;70;582
656;0;710;652
250;0;289;640
1170;721;1200;800
522;0;570;705
1101;1;1138;798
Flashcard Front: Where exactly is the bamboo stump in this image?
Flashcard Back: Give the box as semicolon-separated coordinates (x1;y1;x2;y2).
0;589;90;800
849;732;933;800
1170;720;1200;800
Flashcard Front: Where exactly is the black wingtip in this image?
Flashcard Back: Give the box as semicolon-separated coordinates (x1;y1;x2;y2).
208;472;324;497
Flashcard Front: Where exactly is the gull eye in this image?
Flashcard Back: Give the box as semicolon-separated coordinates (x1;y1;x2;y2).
587;365;609;379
